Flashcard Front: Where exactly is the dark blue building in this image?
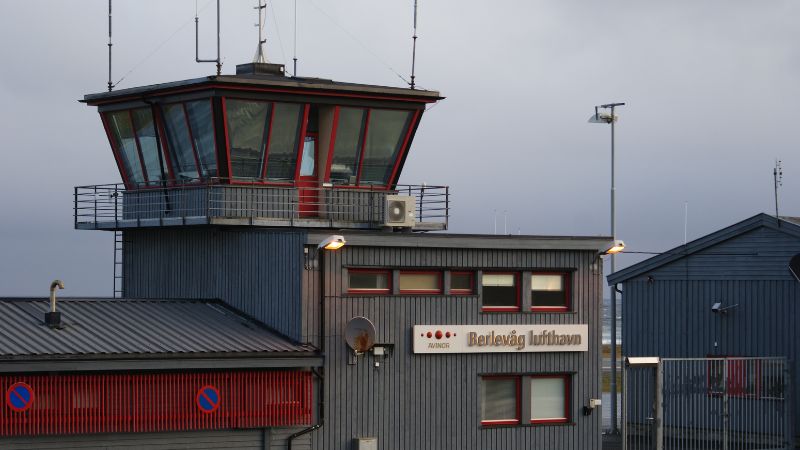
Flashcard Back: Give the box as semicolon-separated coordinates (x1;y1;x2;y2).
608;213;800;445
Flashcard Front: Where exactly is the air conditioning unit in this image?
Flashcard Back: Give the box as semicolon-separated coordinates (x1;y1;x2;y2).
385;195;416;228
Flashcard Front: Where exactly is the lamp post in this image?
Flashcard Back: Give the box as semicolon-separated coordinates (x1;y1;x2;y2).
316;235;345;430
589;102;625;433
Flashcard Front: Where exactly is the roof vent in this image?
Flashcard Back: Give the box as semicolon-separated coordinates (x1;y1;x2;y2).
45;279;64;329
235;62;285;76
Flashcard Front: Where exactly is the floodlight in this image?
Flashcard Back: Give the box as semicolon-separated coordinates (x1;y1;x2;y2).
318;235;346;250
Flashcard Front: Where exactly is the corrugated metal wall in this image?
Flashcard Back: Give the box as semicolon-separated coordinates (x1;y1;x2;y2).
308;246;603;450
621;226;800;440
0;429;266;450
123;228;306;340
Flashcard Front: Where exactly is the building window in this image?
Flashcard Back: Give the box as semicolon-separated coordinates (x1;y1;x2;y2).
450;271;474;294
481;377;520;426
348;270;391;294
399;271;442;294
531;273;570;311
481;273;519;311
530;375;570;424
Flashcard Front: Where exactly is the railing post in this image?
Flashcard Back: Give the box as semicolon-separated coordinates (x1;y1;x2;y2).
722;359;729;450
655;362;663;450
93;185;98;225
445;186;450;230
622;362;627;450
74;186;78;228
783;359;793;450
114;185;119;228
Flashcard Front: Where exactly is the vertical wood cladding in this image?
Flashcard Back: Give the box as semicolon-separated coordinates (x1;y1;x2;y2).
123;228;305;340
307;246;603;450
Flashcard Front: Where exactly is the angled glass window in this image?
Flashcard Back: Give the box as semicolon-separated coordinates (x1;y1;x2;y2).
531;273;570;311
265;103;303;181
482;273;519;311
226;99;271;179
162;104;200;181
530;376;569;424
359;109;412;185
131;108;168;184
184;100;218;179
481;377;520;425
329;107;366;185
105;110;145;185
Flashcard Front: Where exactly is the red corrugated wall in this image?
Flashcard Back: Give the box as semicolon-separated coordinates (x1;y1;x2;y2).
0;371;312;437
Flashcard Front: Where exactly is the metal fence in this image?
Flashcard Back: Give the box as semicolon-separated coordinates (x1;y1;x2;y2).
74;181;449;231
624;357;793;450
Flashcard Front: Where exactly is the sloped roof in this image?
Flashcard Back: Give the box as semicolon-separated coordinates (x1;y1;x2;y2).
0;298;314;360
607;213;800;285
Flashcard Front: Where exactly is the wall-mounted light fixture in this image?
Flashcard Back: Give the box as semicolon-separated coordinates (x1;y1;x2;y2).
711;301;738;315
601;240;625;255
318;235;346;251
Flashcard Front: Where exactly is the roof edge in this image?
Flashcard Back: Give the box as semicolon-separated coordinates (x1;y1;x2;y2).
607;213;800;285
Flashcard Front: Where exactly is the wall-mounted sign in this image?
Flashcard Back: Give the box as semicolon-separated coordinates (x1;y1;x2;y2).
5;382;34;412
413;324;588;354
195;385;220;414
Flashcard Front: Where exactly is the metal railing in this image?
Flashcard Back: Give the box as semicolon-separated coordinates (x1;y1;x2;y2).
74;180;449;231
624;357;793;450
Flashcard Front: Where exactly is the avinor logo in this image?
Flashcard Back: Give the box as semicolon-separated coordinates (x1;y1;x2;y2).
413;324;588;354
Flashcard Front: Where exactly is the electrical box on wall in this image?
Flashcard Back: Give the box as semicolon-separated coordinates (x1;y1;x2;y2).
355;437;377;450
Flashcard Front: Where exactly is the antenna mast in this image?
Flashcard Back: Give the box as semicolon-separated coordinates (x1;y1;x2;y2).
409;0;418;89
107;0;113;91
293;0;298;76
254;0;267;63
774;159;783;222
195;0;222;75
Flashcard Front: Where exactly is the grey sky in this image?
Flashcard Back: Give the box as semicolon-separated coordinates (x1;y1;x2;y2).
1;0;798;296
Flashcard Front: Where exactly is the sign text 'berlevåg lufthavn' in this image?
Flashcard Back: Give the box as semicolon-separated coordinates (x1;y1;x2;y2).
413;325;588;354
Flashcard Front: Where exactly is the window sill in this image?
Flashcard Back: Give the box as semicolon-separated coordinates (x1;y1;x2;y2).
480;421;575;429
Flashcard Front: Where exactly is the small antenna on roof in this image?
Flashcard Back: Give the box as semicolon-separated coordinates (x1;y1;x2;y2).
253;0;268;63
107;0;113;91
293;0;298;76
409;0;419;89
774;159;783;224
195;0;222;75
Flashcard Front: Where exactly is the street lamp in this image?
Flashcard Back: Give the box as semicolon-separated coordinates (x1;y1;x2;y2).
589;102;625;434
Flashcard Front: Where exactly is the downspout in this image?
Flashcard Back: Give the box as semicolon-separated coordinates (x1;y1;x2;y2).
289;247;326;449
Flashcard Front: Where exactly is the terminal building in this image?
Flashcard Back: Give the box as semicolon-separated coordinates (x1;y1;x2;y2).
0;61;613;449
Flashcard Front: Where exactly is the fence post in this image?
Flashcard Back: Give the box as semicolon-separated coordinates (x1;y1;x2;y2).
655;362;664;450
784;360;793;450
622;363;627;450
722;359;729;450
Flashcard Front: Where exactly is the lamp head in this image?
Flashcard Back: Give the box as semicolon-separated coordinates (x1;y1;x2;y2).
602;240;625;255
318;235;346;251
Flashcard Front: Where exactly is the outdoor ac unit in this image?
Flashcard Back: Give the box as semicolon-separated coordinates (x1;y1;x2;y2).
385;195;416;228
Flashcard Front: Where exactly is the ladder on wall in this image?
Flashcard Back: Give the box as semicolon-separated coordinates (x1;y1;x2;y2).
113;231;124;298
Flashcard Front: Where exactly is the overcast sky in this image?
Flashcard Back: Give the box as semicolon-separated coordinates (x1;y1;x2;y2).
0;0;798;297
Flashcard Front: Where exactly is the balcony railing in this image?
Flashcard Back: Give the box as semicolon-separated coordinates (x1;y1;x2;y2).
74;180;449;231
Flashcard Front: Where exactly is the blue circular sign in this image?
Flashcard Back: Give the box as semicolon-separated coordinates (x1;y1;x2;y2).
195;385;220;414
6;382;34;412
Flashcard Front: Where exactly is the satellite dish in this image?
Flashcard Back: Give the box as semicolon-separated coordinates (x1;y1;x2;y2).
345;317;376;353
790;254;800;282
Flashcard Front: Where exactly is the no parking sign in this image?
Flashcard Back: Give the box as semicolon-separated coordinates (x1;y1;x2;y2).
195;385;220;414
5;382;34;412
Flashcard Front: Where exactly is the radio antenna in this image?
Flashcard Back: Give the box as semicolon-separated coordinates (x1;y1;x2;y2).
195;0;222;75
253;0;267;63
774;159;783;223
107;0;113;91
293;0;298;76
409;0;418;89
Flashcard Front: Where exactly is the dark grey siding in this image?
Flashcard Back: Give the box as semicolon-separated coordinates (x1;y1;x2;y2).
307;247;603;450
621;226;800;439
123;228;306;340
1;429;266;449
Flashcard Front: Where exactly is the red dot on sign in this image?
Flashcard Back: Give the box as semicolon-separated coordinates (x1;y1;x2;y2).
435;330;443;340
445;332;451;338
426;332;432;338
420;333;424;337
453;333;457;336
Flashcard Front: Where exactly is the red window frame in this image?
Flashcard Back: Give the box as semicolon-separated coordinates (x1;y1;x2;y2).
480;376;521;426
398;271;443;295
529;374;571;425
450;271;474;295
530;272;572;313
347;269;392;294
481;272;520;312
